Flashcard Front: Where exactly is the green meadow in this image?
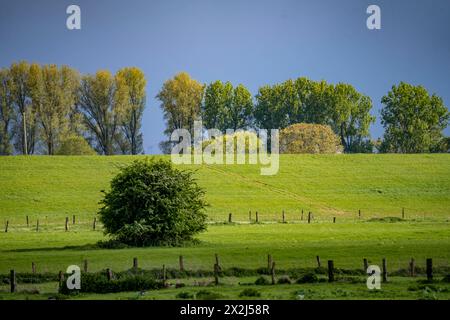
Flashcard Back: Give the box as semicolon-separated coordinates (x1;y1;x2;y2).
1;154;449;222
0;154;449;299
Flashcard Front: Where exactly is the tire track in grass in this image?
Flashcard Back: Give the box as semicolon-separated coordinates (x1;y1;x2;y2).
203;164;345;215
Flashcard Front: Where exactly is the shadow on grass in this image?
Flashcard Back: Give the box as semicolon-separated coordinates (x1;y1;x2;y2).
5;243;103;253
366;217;406;223
5;238;204;253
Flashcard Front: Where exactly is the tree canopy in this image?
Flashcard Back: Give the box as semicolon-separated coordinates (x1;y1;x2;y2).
380;82;449;153
0;61;147;155
1;64;449;156
157;72;204;153
254;77;375;152
115;67;146;155
202;81;253;131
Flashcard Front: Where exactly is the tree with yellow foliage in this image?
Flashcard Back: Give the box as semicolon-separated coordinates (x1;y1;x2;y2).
280;123;343;154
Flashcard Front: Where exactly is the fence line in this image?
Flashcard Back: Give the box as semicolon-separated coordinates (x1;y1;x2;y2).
6;256;446;293
2;209;449;234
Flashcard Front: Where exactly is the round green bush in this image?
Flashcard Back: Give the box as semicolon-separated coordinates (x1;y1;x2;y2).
277;276;292;284
196;290;223;300
254;276;270;285
296;273;320;284
239;288;261;297
99;158;208;246
176;291;194;299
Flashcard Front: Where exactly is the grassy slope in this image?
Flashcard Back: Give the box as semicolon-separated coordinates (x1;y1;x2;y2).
0;154;449;299
0;154;449;222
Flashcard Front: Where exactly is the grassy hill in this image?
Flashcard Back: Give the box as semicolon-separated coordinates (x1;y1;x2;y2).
0;154;449;223
0;154;449;299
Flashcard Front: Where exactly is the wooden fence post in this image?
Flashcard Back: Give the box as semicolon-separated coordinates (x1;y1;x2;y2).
249;211;251;222
72;215;76;225
215;253;221;271
83;259;88;273
271;261;276;285
36;219;39;232
308;212;311;224
327;260;334;282
363;258;368;272
333;217;336;223
93;217;96;231
426;258;433;282
268;254;273;270
409;258;415;277
32;262;36;274
359;209;361;219
382;258;388;283
255;211;259;223
106;268;112;281
26;215;29;227
316;255;321;268
228;213;232;223
402;208;405;219
58;271;64;287
282;210;285;223
179;255;184;272
133;257;138;270
5;220;8;233
162;265;167;286
214;263;219;285
65;217;69;231
10;270;16;293
301;209;304;221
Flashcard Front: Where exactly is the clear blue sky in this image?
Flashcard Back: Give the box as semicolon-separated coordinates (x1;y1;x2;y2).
1;0;449;153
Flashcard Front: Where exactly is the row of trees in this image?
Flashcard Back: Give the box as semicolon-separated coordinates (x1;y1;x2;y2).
0;62;146;155
1;66;448;155
158;72;449;153
254;78;374;152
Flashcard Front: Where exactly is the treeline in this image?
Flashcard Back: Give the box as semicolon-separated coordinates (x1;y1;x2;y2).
1;65;448;155
0;61;146;155
158;72;449;153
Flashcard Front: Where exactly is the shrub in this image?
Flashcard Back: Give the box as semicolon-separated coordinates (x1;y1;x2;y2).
313;267;327;275
296;273;320;284
280;123;343;154
99;158;208;246
55;134;96;155
202;131;262;155
222;267;257;277
431;136;450;153
195;290;223;300
367;217;405;223
256;267;270;275
277;276;292;284
176;291;193;299
0;272;58;284
59;273;163;294
239;288;261;297
254;276;271;285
